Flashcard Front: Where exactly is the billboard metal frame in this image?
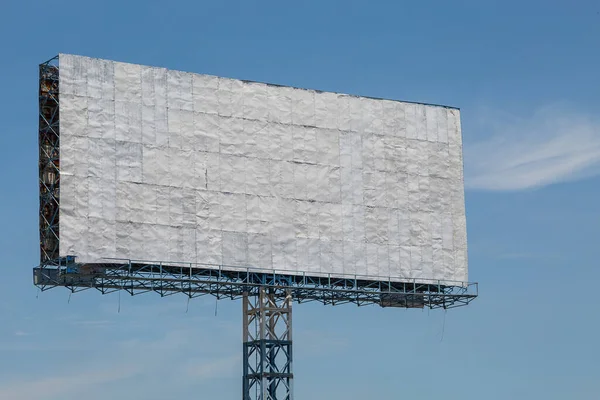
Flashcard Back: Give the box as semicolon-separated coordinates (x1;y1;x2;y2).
243;289;293;400
34;260;477;309
38;56;60;263
34;260;477;400
35;55;478;400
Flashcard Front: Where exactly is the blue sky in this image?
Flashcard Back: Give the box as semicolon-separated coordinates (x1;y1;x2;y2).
1;1;600;399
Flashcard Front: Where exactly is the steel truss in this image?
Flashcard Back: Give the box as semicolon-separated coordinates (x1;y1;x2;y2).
34;260;477;309
243;289;293;400
35;53;478;400
35;260;476;399
38;56;60;264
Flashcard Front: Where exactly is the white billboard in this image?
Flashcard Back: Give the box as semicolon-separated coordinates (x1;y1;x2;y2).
57;54;468;284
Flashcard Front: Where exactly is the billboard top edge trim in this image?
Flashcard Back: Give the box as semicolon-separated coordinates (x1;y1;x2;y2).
54;53;461;111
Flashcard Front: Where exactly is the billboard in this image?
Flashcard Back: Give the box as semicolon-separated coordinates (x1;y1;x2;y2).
52;54;467;284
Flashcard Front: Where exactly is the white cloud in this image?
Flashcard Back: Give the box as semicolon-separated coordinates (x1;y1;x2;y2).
298;328;349;356
0;298;241;400
0;364;140;400
464;105;600;191
71;319;114;327
185;355;240;379
0;326;239;400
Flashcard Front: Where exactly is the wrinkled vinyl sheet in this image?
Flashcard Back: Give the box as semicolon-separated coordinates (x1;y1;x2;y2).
58;54;468;284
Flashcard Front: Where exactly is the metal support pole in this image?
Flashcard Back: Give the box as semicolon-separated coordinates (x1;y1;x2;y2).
243;288;293;400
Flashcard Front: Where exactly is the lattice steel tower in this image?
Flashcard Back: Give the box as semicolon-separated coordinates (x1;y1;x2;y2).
243;289;293;399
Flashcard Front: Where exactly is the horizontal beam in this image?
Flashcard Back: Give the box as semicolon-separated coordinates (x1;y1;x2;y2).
33;263;477;309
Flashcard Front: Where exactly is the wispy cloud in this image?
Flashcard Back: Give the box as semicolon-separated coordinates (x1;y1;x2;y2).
298;328;349;356
0;295;241;400
495;252;557;261
185;355;240;379
464;105;600;191
71;319;115;328
0;364;141;400
0;324;239;400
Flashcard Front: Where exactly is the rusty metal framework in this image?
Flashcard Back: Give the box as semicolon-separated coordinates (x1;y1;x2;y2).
243;289;293;400
38;56;60;264
35;55;478;400
33;260;477;309
34;260;477;399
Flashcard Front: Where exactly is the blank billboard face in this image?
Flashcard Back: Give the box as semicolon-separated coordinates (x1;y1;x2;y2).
55;54;468;284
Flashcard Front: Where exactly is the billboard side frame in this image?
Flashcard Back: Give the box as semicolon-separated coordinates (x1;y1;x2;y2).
39;56;60;264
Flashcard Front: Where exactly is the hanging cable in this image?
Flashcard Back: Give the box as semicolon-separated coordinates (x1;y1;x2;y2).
440;310;447;342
